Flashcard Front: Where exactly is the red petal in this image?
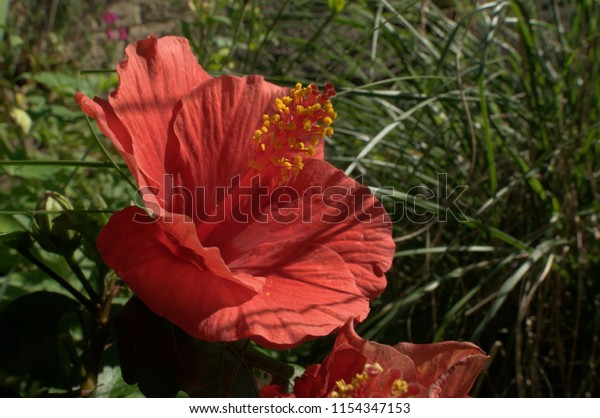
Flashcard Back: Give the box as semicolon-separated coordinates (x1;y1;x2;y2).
293;346;366;398
75;93;136;176
336;322;418;382
170;74;287;214
75;94;164;206
76;36;210;209
394;341;488;397
209;158;394;300
427;353;489;397
319;345;366;397
290;364;323;398
196;241;370;349
97;206;264;337
293;161;393;298
111;36;209;184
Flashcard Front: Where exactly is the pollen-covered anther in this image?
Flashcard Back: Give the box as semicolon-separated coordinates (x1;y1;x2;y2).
253;130;263;143
250;82;337;183
391;379;409;397
293;155;304;173
328;363;414;398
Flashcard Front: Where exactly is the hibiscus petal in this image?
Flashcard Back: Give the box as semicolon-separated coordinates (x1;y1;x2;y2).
110;36;209;184
75;94;136;175
259;384;290;398
211;158;394;300
318;346;366;397
170;74;288;215
292;160;393;298
394;340;488;396
196;241;371;349
75;94;163;209
76;35;210;206
427;353;489;397
97;206;264;336
288;364;323;398
335;322;418;382
293;346;366;398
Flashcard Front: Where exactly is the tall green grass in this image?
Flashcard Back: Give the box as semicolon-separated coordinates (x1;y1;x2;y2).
2;0;599;397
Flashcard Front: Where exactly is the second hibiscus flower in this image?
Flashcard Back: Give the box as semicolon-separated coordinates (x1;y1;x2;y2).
261;323;489;398
76;35;395;349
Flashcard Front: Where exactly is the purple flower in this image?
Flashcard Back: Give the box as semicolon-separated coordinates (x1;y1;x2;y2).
106;28;117;41
118;26;129;42
102;11;118;25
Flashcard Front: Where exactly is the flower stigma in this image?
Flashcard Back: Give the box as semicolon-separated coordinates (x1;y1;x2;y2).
249;82;337;184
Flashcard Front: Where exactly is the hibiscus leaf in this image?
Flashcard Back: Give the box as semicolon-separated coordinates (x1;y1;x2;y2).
0;231;32;251
115;297;298;397
0;291;80;391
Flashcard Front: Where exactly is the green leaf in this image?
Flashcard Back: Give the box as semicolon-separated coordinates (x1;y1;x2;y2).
0;214;22;234
115;297;298;397
96;365;144;398
0;231;32;250
0;291;80;390
29;71;79;97
327;0;345;14
471;239;566;340
48;104;82;120
1;164;66;181
0;0;9;40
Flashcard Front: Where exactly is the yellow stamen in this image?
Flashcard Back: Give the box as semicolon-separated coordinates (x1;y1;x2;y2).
329;363;380;398
328;363;411;398
249;82;337;184
391;379;409;397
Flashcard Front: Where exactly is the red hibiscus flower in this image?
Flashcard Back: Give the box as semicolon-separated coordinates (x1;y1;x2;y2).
75;35;395;349
261;322;489;397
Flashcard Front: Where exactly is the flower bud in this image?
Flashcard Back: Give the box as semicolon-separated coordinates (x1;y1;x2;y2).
32;191;80;255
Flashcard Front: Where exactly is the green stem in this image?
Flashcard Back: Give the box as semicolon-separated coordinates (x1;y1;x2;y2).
250;0;288;70
18;248;97;313
80;318;109;397
225;0;248;66
66;254;100;303
281;11;336;75
0;159;127;168
80;282;119;397
225;339;250;397
82;113;138;191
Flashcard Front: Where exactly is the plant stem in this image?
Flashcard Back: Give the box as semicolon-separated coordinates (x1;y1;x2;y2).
80;282;119;397
225;339;250;397
66;254;100;303
80;318;109;397
18;248;97;313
